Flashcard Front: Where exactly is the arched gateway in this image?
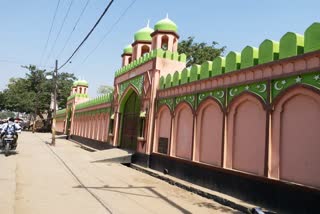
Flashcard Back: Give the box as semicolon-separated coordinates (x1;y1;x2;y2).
120;90;140;151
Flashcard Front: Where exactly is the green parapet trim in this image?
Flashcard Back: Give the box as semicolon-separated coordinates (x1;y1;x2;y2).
158;98;174;111
225;51;241;73
56;108;66;116
190;64;201;82
172;52;179;61
227;81;268;104
259;39;279;64
241;46;259;69
200;61;213;80
164;51;172;59
118;75;144;97
212;56;225;76
75;92;113;111
304;22;320;53
172;71;181;86
198;89;225;107
272;71;320;100
155;49;165;57
179;53;187;62
181;68;190;84
159;76;165;89
165;74;172;88
175;94;196;109
279;32;304;59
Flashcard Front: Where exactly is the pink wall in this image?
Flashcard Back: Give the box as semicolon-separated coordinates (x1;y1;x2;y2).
227;94;266;176
155;106;171;154
195;99;223;166
271;87;320;188
173;103;193;160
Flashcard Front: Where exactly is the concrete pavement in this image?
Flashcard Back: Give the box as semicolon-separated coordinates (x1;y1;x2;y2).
0;132;241;214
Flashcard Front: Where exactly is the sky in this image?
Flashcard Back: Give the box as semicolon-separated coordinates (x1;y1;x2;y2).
0;0;319;98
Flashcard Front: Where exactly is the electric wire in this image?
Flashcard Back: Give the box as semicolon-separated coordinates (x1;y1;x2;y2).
56;0;91;59
82;0;137;64
39;0;61;67
44;0;75;67
58;0;114;70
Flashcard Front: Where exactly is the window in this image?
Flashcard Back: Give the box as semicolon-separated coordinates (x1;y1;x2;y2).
161;35;169;51
141;45;150;56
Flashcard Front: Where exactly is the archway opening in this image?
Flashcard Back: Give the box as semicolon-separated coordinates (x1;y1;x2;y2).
120;90;140;151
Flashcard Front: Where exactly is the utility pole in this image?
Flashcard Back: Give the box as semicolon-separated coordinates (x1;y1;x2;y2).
51;59;58;146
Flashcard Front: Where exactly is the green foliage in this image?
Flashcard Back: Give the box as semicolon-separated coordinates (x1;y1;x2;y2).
0;111;15;119
178;36;226;67
1;65;76;118
97;85;114;95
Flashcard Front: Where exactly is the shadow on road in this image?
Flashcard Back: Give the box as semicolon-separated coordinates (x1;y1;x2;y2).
73;184;192;214
0;150;19;156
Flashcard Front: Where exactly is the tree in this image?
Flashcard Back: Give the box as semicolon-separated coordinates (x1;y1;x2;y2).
1;65;76;129
97;85;113;95
178;36;226;67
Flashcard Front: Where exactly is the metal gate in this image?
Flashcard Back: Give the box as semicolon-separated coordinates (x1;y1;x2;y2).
120;92;140;151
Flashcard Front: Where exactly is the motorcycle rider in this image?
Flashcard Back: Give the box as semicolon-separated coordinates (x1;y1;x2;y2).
1;117;22;147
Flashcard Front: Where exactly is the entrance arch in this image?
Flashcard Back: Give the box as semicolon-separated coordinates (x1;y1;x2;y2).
120;89;141;151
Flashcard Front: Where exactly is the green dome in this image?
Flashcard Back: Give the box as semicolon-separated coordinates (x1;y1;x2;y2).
134;27;153;41
73;80;88;87
123;45;133;54
154;18;178;32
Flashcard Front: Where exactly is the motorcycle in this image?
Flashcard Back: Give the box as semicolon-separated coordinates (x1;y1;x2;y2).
0;129;17;156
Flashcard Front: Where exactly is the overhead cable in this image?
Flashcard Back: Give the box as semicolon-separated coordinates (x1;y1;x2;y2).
58;0;114;70
39;0;61;67
82;0;137;64
56;0;91;59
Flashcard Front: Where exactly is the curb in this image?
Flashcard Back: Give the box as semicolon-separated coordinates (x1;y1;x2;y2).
129;163;266;214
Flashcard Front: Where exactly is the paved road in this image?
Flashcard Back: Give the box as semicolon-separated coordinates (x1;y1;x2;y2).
0;132;241;214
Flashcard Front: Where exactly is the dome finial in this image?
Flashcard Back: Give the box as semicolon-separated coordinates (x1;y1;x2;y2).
166;13;169;19
147;19;150;28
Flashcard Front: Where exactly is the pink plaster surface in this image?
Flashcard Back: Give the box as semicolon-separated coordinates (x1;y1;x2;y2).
156;106;171;154
174;104;193;160
195;100;223;166
272;87;320;188
228;95;266;176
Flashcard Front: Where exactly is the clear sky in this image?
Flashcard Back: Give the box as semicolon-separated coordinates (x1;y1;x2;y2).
0;0;319;98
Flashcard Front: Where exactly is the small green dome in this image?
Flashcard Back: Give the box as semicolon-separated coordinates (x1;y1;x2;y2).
154;18;178;32
123;45;133;54
134;27;153;41
73;80;88;87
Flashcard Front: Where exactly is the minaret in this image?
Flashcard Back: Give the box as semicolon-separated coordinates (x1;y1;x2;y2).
132;21;154;60
151;15;179;52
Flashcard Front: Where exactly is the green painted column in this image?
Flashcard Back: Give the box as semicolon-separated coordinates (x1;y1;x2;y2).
259;39;279;64
225;51;241;72
172;71;181;86
159;76;165;89
200;61;213;80
241;46;258;69
279;32;304;59
181;68;190;84
304;22;320;53
212;56;225;76
189;64;201;82
165;74;172;88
